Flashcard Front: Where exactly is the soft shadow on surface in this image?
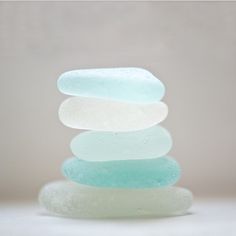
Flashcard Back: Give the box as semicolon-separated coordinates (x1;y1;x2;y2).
37;210;194;223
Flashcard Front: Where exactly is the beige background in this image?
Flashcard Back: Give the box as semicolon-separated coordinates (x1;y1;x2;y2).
0;2;235;200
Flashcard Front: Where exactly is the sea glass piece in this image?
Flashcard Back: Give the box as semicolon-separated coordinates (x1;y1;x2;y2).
58;97;168;132
57;67;165;103
71;125;172;161
62;157;180;188
39;181;193;218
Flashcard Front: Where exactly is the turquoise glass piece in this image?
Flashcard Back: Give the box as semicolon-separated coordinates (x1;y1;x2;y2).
71;125;172;161
62;157;181;188
57;67;165;103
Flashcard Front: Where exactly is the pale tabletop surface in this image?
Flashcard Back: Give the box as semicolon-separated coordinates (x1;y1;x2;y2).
0;198;236;236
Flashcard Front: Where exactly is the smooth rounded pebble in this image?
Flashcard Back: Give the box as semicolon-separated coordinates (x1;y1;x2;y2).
39;181;193;218
71;125;172;161
57;67;165;103
62;157;180;188
58;97;168;132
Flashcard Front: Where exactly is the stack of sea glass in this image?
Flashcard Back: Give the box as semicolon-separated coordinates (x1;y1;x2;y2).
39;68;193;218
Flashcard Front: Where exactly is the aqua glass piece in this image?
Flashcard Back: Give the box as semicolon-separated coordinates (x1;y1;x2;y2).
71;125;172;161
58;97;168;131
57;68;165;103
39;181;193;218
62;157;180;188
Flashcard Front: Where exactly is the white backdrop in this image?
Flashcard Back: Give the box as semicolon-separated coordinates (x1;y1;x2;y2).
0;2;236;200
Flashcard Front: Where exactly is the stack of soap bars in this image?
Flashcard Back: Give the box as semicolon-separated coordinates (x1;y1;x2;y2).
39;68;193;218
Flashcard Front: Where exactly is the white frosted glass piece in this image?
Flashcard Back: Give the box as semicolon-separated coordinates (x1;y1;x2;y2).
58;97;168;132
39;181;193;218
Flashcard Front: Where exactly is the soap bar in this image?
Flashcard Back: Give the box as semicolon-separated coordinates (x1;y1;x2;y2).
39;181;193;218
62;157;180;188
58;97;168;132
71;125;172;161
57;68;165;103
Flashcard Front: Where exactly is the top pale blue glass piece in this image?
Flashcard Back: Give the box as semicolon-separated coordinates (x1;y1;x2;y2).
57;68;165;103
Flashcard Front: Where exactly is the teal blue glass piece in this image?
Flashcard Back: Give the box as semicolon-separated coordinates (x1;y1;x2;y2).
62;157;181;188
71;125;172;161
57;68;165;103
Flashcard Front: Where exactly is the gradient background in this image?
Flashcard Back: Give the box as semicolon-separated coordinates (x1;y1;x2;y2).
0;2;236;200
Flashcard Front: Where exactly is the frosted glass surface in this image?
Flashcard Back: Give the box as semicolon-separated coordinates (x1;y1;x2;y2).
39;181;193;218
57;67;165;103
62;157;180;188
71;125;172;161
59;97;168;131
